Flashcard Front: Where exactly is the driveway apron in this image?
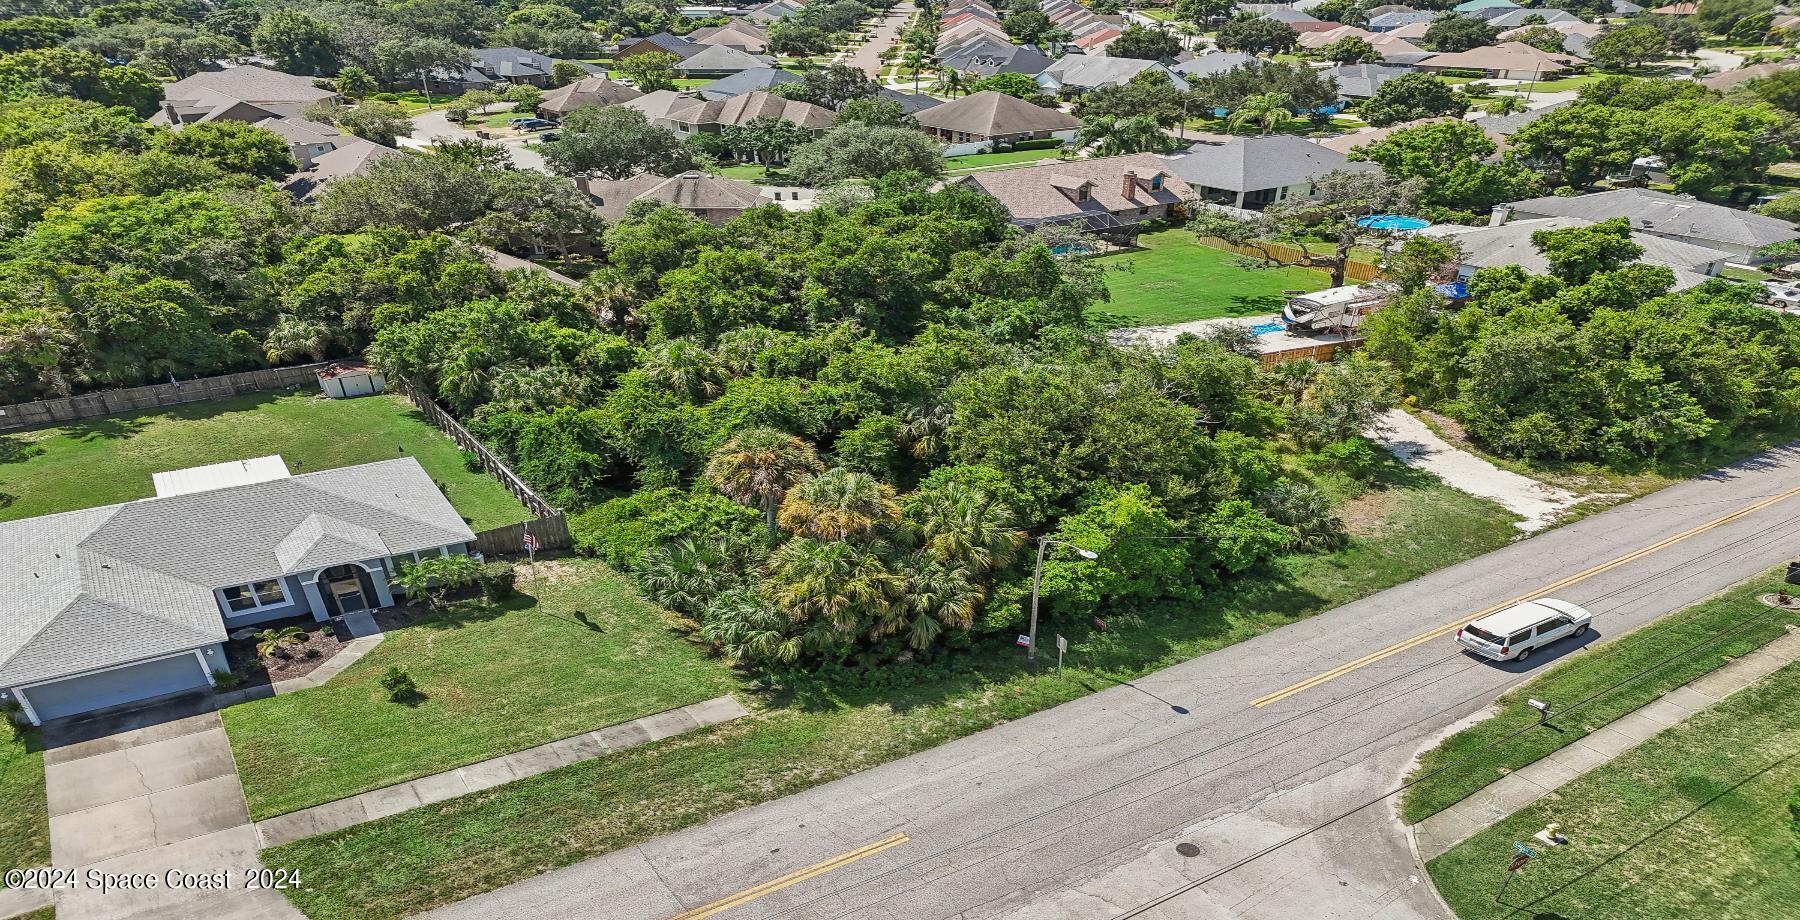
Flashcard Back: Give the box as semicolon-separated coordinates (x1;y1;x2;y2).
40;697;304;920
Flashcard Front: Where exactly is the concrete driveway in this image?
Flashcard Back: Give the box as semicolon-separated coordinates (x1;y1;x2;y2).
41;697;302;920
408;108;549;173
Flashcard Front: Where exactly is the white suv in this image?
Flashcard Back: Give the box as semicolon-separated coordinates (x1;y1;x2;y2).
1457;599;1592;662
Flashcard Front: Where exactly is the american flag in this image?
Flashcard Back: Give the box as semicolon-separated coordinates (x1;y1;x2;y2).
522;532;538;553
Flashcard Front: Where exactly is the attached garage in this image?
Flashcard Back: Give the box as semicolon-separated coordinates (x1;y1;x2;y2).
16;650;215;724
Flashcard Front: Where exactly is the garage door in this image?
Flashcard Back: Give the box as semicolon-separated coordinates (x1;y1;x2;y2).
22;653;211;722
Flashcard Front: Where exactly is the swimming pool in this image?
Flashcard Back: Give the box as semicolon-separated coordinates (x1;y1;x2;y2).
1250;321;1286;336
1357;214;1431;232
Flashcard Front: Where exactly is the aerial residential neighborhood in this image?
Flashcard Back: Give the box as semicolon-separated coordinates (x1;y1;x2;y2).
3;0;1800;919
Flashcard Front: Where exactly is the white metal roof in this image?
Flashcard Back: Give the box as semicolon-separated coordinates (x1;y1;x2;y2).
152;455;292;498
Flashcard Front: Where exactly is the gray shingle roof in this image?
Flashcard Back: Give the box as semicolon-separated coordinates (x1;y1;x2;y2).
1170;51;1257;79
578;171;765;221
1325;62;1412;98
1040;55;1185;90
674;44;772;74
162;66;337;107
1504;189;1799;251
1470;98;1569;136
1160;134;1376;193
0;458;474;687
1422;216;1731;289
698;67;801;100
540;76;643;115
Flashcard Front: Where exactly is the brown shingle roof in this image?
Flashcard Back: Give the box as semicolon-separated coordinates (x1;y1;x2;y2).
953;153;1193;226
665;90;836;130
577;171;765;221
540;76;643;116
912;91;1079;140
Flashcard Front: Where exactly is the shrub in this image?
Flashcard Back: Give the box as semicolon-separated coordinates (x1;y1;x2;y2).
380;666;419;702
461;450;484;473
478;560;517;600
211;669;241;690
1311;437;1379;481
570;486;760;569
370;92;398;101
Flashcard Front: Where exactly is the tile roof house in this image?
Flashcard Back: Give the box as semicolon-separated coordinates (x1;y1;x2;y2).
1298;25;1375;49
0;458;474;725
688;19;770;54
1422;216;1731;289
911;90;1081;148
152;65;339;125
539;75;644;118
949;152;1193;236
1160;134;1376;210
1415;42;1580;80
1498;189;1799;263
674;44;774;76
280;138;403;199
1037;55;1188;93
697;66;802;100
576;170;769;223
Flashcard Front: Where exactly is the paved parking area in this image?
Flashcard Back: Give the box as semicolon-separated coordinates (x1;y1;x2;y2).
40;699;303;920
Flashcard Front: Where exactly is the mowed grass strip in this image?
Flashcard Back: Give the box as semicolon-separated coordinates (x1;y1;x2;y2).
1427;661;1800;920
1401;567;1800;824
1094;229;1330;327
0;392;530;531
0;727;47;872
223;559;738;819
264;465;1519;920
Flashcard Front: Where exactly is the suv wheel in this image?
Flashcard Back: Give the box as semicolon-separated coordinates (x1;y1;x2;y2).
1574;624;1588;637
1515;646;1532;662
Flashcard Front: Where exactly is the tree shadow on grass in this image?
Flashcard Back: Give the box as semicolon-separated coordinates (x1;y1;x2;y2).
0;435;42;465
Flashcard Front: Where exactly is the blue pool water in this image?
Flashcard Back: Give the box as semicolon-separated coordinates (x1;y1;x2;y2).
1250;321;1286;335
1357;214;1431;231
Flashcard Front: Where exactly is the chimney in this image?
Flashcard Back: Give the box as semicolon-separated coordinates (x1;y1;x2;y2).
1121;171;1138;199
1489;203;1513;227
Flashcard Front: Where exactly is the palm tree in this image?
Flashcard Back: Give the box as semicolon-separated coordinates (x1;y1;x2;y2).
637;538;734;616
767;538;902;634
705;428;825;544
642;338;726;400
939;67;964;98
700;588;797;663
894;554;981;649
777;467;901;541
1227;92;1292;136
906;483;1025;574
898;400;953;459
1075;114;1165;156
254;626;305;659
902;49;927;93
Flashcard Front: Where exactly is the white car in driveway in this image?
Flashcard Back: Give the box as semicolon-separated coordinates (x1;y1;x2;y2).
1456;598;1592;662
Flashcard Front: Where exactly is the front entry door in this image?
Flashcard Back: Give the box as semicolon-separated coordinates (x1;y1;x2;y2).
329;576;368;613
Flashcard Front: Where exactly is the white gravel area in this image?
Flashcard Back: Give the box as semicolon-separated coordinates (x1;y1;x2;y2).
1371;408;1577;532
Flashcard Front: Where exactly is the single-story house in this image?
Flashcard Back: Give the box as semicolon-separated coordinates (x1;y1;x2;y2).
1366;4;1418;16
688;19;770;54
1170;51;1258;80
1161;134;1376;210
949;152;1193;237
1381;21;1433;41
1422;216;1732;289
1470;98;1570;137
1298;25;1375;49
655;90;836;142
1497;188;1799;263
1037;55;1187;94
0;457;474;725
1326;63;1414;100
280;138;402;200
1249;6;1324;25
1701;60;1800;91
616;32;703;61
674;44;774;76
577;171;771;223
747;0;807;23
911;90;1080;153
1316;116;1509;156
253;115;346;169
879;87;944;115
1649;1;1695;13
1483;7;1580;27
1415;42;1580;80
539;76;643;118
152;65;339;125
697;67;802;101
1453;0;1516;12
1368;10;1435;31
1371;34;1432;64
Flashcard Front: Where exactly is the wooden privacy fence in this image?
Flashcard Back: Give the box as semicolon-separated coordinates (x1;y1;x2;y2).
1196;236;1384;284
390;375;561;519
0;363;329;432
473;514;572;556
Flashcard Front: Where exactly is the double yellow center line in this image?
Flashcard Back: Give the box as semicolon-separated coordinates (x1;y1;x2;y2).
1250;484;1800;709
668;833;910;919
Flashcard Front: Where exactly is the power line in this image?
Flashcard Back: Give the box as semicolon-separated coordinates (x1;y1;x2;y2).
756;508;1800;919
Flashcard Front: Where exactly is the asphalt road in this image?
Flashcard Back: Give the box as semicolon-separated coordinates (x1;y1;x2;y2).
845;1;914;77
425;442;1800;920
407;108;549;173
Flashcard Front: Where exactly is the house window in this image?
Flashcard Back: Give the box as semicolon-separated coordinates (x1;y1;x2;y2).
222;579;287;613
1138;207;1149;216
386;553;415;576
1076;187;1090;202
1150;175;1163;190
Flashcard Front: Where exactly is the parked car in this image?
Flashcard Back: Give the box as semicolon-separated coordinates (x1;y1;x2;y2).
515;118;556;131
1456;599;1591;663
506;116;535;127
540;131;560;142
1758;280;1800;311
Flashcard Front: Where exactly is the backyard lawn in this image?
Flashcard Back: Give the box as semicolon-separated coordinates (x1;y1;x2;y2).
944;147;1062;173
1402;567;1800;823
1427;661;1800;920
264;460;1524;920
0;392;530;531
1095;229;1330;326
0;726;46;873
223;557;739;819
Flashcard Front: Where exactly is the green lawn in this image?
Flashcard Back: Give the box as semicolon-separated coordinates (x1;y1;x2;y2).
264;460;1522;920
1094;230;1331;326
0;392;531;531
1402;567;1800;824
0;726;46;873
223;557;738;819
1427;661;1800;920
944;147;1062;173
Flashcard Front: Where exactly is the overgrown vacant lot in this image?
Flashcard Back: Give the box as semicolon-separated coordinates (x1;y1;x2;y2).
1428;662;1800;920
0;726;46;872
1094;229;1329;327
264;462;1521;920
1402;567;1800;823
0;392;530;530
223;558;739;820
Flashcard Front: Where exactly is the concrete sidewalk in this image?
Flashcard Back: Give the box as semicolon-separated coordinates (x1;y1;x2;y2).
1414;623;1800;858
254;695;750;848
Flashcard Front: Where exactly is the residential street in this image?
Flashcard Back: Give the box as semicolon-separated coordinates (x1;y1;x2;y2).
426;443;1800;920
846;1;914;77
407;108;549;173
